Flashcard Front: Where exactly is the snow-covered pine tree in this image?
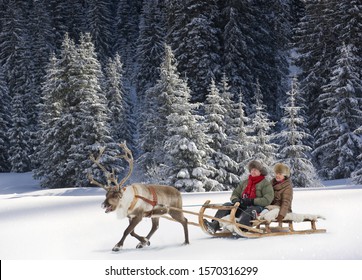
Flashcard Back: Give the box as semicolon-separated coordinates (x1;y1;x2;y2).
0;1;36;171
293;1;335;136
137;79;160;174
8;89;31;172
278;76;321;188
315;43;362;179
290;0;306;30
33;54;61;182
16;40;38;167
66;33;118;188
84;0;114;66
114;0;142;81
34;34;116;188
0;66;11;171
104;53;134;150
203;79;239;190
28;0;56;170
48;0;84;49
29;0;55;102
218;74;235;139
352;126;362;184
250;0;290;122
230;105;252;176
149;45;215;192
204;79;226;152
220;0;254;105
135;0;167;164
218;74;252;171
248;81;278;178
0;0;27;77
136;0;166;103
137;43;180;174
167;0;221;102
332;0;362;66
163;87;216;192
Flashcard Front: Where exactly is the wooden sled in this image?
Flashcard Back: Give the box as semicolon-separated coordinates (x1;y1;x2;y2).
199;200;327;238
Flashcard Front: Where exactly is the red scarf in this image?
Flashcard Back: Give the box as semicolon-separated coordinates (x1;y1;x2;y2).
242;175;265;199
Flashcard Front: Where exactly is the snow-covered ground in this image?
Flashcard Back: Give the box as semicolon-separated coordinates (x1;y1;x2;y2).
1;173;361;279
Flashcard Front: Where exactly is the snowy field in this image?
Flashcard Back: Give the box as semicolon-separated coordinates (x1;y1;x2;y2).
1;172;361;279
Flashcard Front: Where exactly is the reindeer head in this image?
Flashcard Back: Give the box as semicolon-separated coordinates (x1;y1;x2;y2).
88;142;134;213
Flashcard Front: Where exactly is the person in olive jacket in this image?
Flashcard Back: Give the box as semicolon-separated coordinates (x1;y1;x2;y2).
271;163;293;224
204;160;274;234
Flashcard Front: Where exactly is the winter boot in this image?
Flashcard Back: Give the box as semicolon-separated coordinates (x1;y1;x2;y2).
203;219;220;234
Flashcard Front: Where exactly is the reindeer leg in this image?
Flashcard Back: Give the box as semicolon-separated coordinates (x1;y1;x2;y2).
133;217;160;249
129;230;151;249
169;210;189;245
112;216;143;251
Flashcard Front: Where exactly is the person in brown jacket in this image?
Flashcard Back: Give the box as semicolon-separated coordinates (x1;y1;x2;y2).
271;163;293;224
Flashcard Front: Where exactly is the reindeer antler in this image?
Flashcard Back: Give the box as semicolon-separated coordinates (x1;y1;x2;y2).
88;142;134;191
88;146;119;190
116;142;134;190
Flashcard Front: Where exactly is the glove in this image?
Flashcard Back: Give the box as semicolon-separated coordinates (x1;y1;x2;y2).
231;198;241;204
241;198;254;206
276;214;284;223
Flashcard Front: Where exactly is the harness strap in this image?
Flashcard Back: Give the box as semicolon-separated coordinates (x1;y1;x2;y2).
136;186;158;207
128;186;158;211
128;186;139;211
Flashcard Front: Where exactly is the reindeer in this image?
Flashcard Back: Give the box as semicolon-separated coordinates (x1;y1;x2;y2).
88;143;189;251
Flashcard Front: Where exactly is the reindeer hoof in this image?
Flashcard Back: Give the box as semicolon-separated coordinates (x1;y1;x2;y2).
136;240;150;249
112;245;122;251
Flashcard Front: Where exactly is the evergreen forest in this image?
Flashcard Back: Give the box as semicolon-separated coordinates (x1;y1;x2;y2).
0;0;361;190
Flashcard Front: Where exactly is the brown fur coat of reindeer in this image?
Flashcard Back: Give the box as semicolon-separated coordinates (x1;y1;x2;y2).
88;143;189;251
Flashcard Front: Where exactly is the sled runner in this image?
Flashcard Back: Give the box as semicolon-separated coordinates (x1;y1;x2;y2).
198;200;327;238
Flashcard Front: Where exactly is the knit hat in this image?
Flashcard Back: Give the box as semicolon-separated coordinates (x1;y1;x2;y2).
274;163;291;177
248;160;268;176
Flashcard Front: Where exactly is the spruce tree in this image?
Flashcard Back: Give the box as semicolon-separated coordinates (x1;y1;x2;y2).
32;54;60;182
249;0;290;122
138;44;179;172
0;0;35;170
248;81;278;177
315;43;362;179
0;66;10;171
218;74;252;170
142;45;215;191
279;77;321;188
0;0;27;76
136;0;166;102
84;0;115;65
161;47;215;191
293;0;361;139
203;79;239;189
332;0;362;63
48;0;84;48
204;79;226;152
104;53;134;150
163;82;216;192
8;90;31;172
352;126;362;184
114;0;142;79
34;34;115;188
230;103;253;176
168;0;222;102
220;0;255;105
28;0;56;170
